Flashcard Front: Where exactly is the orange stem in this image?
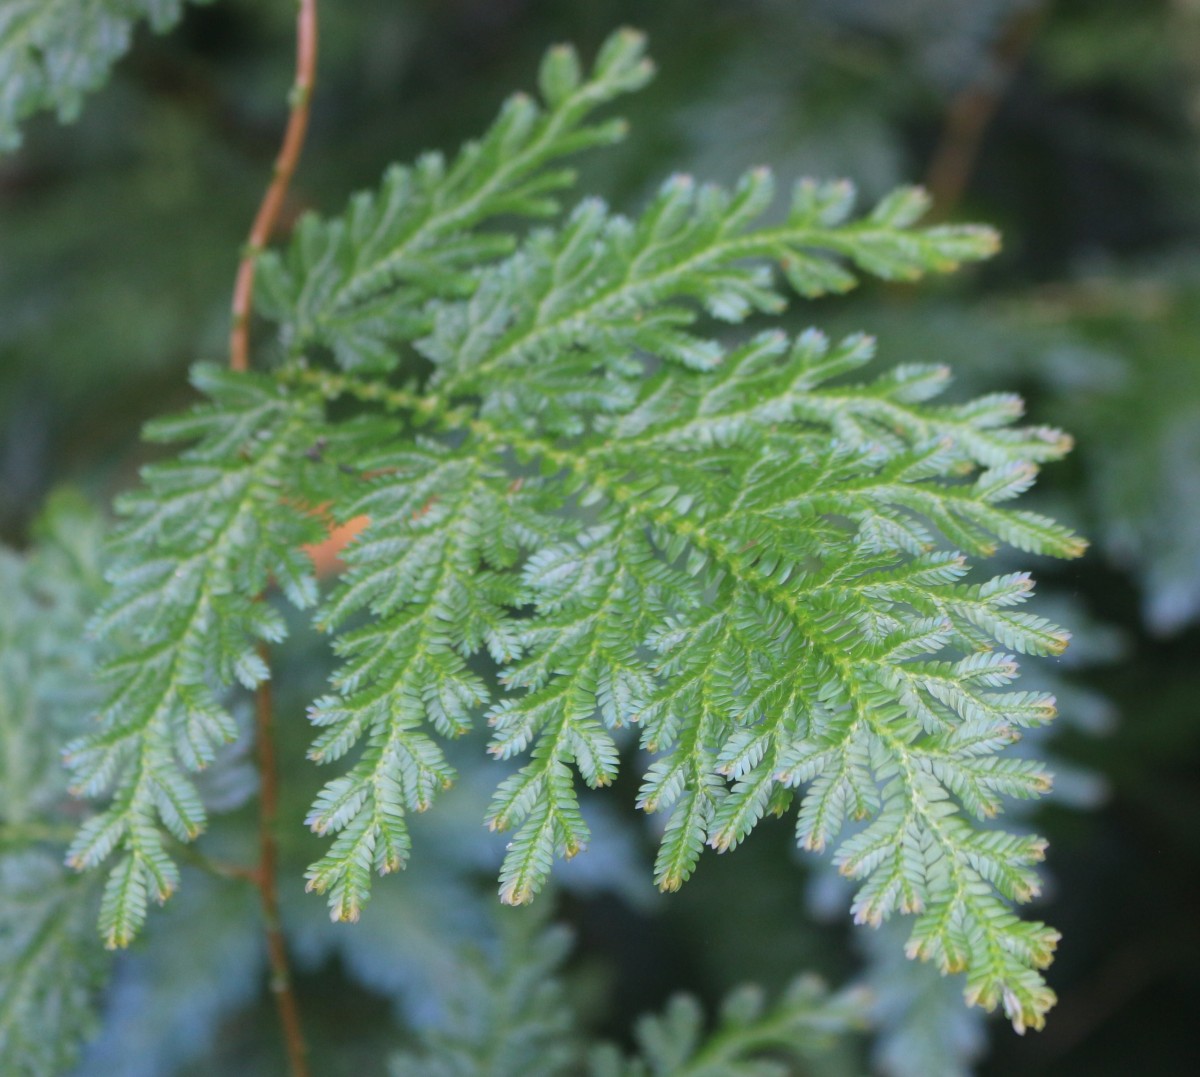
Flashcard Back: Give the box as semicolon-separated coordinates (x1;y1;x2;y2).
230;0;318;372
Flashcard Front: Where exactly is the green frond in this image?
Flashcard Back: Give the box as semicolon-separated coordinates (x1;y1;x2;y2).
304;437;538;920
298;287;1078;1035
0;0;205;151
257;28;654;372
1;493;110;1073
591;974;868;1076
39;29;1083;1033
65;365;325;944
420;171;997;420
390;912;865;1077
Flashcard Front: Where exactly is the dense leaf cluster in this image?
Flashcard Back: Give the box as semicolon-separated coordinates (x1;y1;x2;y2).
65;30;1084;1033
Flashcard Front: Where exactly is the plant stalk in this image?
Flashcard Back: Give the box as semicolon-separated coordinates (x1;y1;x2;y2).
254;646;311;1077
230;0;318;371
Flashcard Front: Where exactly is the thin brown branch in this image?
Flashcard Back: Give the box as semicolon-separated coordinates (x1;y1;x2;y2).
230;0;319;372
254;645;311;1077
924;3;1048;219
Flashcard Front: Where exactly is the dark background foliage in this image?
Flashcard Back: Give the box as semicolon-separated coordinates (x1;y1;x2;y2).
2;1;1197;1073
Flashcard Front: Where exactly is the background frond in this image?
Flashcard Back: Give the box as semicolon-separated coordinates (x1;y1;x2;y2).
0;492;111;1073
0;0;206;151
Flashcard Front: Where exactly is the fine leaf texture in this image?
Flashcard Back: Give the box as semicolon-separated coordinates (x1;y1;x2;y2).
271;34;1082;1035
302;437;533;920
68;30;1084;1035
256;28;655;372
0;0;205;151
297;170;1009;920
65;365;325;947
299;235;1074;1035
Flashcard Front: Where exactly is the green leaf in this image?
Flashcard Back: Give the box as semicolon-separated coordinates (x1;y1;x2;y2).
304;438;536;921
65;365;324;944
306;305;1079;1032
257;27;654;372
240;31;1078;1034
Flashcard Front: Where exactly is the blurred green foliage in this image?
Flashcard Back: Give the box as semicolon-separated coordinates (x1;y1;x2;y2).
1;1;1198;1074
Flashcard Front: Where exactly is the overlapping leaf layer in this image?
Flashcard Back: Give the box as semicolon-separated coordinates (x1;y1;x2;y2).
71;30;1083;1031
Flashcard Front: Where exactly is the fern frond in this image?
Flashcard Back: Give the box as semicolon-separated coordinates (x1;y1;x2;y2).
52;28;1085;1032
390;917;578;1077
65;365;324;946
257;28;654;372
590;975;868;1077
0;493;110;1073
422;171;997;417
294;123;1005;922
469;326;1080;1031
0;0;204;151
288;97;1077;1025
389;911;866;1077
301;437;545;921
301;313;1081;1030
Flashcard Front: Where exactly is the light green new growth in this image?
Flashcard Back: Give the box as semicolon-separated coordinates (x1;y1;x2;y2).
67;29;1085;1033
0;0;207;151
